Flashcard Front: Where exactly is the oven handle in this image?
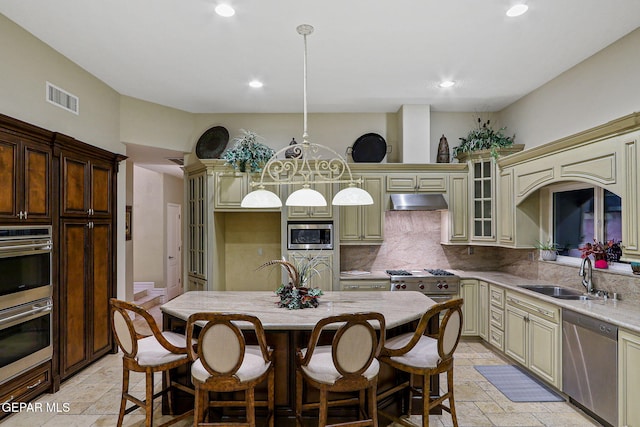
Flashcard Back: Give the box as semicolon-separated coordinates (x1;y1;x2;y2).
0;242;52;254
0;302;52;326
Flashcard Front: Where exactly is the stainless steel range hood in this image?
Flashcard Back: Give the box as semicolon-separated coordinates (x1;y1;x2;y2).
389;193;448;211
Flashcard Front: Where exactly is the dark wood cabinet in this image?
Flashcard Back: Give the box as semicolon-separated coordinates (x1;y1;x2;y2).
53;132;124;382
59;148;114;218
58;219;113;379
0;361;52;421
0;117;52;223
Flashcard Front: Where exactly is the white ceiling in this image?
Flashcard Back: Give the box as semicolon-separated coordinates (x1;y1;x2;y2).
2;0;640;115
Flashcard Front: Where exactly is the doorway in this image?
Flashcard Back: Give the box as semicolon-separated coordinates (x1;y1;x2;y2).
166;203;182;301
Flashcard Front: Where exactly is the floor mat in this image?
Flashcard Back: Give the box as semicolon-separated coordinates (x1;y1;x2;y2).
475;365;565;402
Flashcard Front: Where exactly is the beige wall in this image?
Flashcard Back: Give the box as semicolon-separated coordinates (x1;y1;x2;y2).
190;112;400;164
501;27;640;149
0;14;122;154
132;166;165;286
120;96;195;151
222;212;282;291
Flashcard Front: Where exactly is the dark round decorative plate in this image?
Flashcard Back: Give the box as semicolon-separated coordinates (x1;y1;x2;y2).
350;133;387;162
195;126;230;159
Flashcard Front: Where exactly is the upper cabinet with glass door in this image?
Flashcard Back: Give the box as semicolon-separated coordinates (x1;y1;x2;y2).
472;159;495;241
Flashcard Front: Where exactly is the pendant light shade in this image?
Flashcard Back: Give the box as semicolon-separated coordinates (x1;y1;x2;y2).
332;185;374;206
241;188;282;208
285;187;327;207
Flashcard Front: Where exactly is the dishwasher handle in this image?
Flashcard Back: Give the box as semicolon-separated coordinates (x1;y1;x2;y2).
562;308;617;340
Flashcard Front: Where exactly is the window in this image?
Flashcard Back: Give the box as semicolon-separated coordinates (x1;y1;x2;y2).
551;184;622;258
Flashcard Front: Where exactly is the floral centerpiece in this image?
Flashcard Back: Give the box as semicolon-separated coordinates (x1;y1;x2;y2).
257;252;328;309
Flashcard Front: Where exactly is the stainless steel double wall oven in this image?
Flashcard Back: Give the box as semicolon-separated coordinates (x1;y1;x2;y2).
0;226;53;385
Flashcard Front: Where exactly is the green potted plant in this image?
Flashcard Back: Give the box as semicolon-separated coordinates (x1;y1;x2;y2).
453;118;519;160
222;129;275;173
534;239;559;261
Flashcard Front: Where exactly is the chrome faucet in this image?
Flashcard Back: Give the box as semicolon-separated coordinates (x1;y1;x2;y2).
579;257;594;294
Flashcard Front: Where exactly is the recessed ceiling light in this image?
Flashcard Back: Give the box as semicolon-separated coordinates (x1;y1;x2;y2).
506;4;528;17
438;80;456;88
215;4;235;17
249;80;263;88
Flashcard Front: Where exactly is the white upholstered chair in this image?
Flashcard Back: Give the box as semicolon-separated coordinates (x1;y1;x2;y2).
377;298;463;427
295;312;386;427
110;298;193;427
185;312;274;427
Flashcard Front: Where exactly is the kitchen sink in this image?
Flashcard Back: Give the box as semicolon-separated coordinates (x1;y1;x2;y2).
519;285;592;299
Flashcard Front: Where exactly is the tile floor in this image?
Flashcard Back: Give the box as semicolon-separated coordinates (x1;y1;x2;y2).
1;310;602;427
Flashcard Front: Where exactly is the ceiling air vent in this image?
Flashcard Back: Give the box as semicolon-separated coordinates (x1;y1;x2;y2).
46;81;79;114
167;157;184;166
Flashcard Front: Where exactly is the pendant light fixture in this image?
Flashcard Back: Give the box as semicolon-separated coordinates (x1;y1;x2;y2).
240;24;373;208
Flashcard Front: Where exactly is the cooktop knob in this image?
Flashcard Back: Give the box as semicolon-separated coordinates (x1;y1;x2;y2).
419;284;425;289
401;284;406;289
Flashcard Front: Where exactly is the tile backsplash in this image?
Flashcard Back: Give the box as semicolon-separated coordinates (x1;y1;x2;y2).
340;210;640;303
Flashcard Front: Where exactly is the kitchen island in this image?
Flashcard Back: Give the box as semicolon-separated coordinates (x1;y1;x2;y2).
161;291;438;425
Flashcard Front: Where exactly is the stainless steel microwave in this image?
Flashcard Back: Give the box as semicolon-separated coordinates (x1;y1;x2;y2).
287;222;333;250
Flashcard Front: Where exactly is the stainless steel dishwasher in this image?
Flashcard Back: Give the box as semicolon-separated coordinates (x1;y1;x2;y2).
562;309;618;427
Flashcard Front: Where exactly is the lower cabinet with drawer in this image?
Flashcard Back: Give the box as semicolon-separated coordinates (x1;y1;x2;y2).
340;279;390;291
0;361;52;421
505;291;561;388
488;284;505;351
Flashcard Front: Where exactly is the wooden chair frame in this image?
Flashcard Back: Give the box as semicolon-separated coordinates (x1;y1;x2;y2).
296;312;386;427
186;312;274;427
110;298;194;427
377;298;463;427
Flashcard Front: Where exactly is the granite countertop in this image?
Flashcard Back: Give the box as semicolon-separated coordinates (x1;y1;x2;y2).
160;290;436;330
336;268;640;334
453;270;640;335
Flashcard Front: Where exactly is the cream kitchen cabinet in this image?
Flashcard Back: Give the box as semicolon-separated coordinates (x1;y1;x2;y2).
386;173;447;193
622;131;640;261
339;175;384;244
505;291;560;388
497;168;539;247
440;173;469;244
619;329;640;427
459;279;478;336
214;171;281;211
478;281;488;341
488;285;505;351
287;251;334;292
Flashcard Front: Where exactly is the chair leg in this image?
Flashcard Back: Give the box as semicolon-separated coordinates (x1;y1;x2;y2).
318;389;328;427
193;385;203;427
407;374;415;416
422;375;430;427
267;368;275;427
164;369;174;415
295;370;304;427
359;389;366;419
145;370;154;427
117;368;129;427
368;383;378;427
246;387;256;427
447;368;458;427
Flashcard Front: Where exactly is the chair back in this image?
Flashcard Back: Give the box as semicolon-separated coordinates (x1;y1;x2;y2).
186;312;271;377
301;312;385;378
436;298;463;360
110;298;188;360
110;299;147;357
